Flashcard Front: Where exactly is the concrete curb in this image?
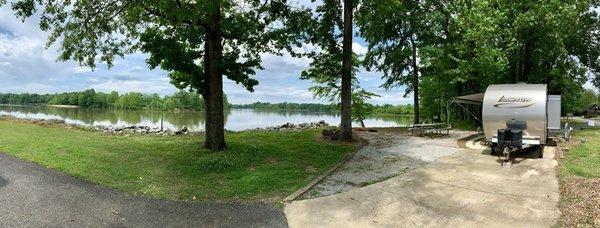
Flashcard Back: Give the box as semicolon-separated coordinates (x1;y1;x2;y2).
466;135;487;150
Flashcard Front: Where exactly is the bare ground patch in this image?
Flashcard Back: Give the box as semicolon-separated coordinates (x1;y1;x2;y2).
560;176;600;227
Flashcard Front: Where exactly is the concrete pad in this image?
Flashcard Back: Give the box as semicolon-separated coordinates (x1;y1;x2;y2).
302;131;473;198
543;146;556;159
285;149;560;227
465;136;487;150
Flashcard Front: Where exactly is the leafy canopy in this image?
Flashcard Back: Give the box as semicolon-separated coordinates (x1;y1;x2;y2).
358;0;600;119
5;0;311;96
357;0;432;95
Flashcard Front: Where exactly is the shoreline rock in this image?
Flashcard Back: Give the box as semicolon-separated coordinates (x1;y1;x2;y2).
253;120;330;131
1;115;332;136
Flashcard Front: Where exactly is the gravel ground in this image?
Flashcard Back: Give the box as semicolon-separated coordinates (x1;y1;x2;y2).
302;129;473;198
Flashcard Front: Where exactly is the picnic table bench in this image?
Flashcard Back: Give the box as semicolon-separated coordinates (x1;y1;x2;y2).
410;123;450;137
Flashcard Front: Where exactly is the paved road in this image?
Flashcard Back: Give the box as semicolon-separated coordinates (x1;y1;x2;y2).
0;153;287;227
285;137;560;227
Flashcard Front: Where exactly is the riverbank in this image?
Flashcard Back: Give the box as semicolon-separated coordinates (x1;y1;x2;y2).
0;105;410;131
0;115;333;135
0;118;357;202
559;128;600;227
46;104;80;108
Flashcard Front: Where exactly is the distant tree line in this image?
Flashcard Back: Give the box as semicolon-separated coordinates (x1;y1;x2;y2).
231;102;337;112
231;102;414;115
0;89;229;111
371;104;414;115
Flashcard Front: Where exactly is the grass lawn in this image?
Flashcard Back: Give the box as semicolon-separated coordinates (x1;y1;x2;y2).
559;128;600;227
0;119;356;202
562;129;600;178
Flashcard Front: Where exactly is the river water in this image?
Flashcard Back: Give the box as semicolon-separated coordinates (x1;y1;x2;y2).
0;105;412;131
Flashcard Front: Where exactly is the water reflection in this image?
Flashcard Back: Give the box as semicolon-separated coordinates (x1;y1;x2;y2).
0;105;412;131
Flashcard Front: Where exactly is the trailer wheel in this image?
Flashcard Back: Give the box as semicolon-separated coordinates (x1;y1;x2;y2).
490;144;500;155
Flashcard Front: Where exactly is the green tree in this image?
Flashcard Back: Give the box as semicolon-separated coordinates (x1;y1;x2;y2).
574;89;600;114
361;0;599;120
302;0;357;141
108;92;119;107
301;52;378;128
148;93;162;110
351;89;379;127
78;89;96;107
5;0;310;151
357;0;444;124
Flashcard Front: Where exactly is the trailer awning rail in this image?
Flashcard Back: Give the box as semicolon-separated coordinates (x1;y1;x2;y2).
450;93;484;124
452;93;484;105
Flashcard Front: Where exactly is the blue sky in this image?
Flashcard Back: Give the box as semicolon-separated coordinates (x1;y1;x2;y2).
0;5;412;105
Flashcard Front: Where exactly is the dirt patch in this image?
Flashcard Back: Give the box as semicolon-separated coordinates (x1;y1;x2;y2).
265;157;279;165
560;176;600;227
304;165;317;174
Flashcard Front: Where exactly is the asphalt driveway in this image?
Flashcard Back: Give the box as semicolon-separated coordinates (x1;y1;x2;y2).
0;153;287;227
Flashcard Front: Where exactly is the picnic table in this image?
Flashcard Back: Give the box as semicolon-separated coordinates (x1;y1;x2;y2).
411;123;448;137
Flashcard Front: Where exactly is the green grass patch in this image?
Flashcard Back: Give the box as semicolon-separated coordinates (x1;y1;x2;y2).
450;119;478;131
0;120;355;201
562;129;600;178
560;118;588;126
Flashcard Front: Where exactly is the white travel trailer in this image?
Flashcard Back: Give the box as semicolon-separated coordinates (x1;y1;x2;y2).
453;84;561;160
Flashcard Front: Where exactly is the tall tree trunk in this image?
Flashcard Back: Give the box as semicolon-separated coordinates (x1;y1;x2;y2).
509;51;518;83
522;38;534;82
203;1;226;151
340;0;353;141
411;36;420;124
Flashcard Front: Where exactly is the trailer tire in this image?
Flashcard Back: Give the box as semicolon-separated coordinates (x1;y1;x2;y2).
490;144;499;155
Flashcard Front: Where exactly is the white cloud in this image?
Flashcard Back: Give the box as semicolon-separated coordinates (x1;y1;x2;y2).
72;66;92;74
353;42;368;56
0;33;46;58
